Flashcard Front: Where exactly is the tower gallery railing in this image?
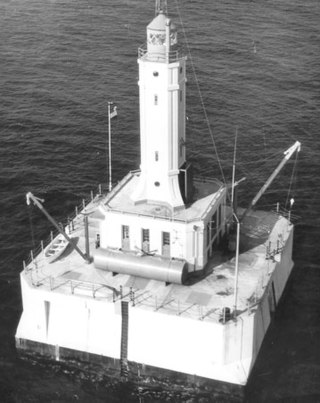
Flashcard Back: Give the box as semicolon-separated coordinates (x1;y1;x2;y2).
138;44;185;62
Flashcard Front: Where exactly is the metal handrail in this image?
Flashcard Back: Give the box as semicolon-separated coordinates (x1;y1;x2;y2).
25;184;106;267
138;44;185;62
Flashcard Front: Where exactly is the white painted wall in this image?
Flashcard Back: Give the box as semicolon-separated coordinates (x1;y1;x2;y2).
16;274;252;384
16;275;122;359
16;224;294;387
99;210;207;269
128;304;225;379
99;189;227;271
132;56;187;208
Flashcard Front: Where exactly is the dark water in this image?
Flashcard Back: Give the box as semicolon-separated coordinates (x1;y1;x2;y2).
1;0;320;401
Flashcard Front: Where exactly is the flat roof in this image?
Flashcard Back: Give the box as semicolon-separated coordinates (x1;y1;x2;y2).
99;171;225;222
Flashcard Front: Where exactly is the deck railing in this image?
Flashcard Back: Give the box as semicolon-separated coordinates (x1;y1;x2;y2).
23;190;295;323
137;43;185;63
24;183;108;268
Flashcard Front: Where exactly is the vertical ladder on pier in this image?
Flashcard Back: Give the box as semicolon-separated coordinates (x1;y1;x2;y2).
120;300;129;378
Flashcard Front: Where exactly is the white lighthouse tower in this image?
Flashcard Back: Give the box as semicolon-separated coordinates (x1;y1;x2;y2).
131;7;189;209
94;3;227;279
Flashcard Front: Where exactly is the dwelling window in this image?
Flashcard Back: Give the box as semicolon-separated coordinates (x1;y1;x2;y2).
163;232;170;245
154;95;158;105
211;211;217;238
142;229;150;243
155;151;159;161
180;67;183;74
218;204;222;228
162;231;170;257
122;225;129;239
206;222;210;246
142;228;150;253
180;90;182;102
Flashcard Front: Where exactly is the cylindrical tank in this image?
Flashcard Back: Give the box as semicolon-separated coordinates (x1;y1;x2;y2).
94;248;188;285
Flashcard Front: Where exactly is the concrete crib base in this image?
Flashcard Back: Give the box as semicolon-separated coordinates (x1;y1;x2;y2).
16;337;244;401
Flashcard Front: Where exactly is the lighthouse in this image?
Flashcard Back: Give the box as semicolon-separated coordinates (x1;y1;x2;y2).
94;5;227;279
131;9;191;210
15;1;297;390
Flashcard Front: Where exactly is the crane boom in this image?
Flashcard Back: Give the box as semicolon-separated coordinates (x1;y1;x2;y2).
26;192;90;263
241;141;301;220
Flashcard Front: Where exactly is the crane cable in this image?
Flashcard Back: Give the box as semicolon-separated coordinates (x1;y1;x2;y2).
285;149;299;209
28;202;36;250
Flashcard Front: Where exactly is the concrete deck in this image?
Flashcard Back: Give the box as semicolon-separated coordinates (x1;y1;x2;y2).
22;183;292;324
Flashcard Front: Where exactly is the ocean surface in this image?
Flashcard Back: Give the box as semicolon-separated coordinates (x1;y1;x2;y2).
1;0;320;401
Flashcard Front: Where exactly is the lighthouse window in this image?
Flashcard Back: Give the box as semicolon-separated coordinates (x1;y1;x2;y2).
155;151;159;161
154;181;160;187
180;67;183;74
154;95;158;105
180;90;182;102
153;71;159;77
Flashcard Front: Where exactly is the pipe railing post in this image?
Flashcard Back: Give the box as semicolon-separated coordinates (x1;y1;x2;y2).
83;213;91;263
233;213;240;318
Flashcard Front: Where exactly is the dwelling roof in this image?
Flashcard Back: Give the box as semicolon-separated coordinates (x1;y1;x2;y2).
99;172;225;223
